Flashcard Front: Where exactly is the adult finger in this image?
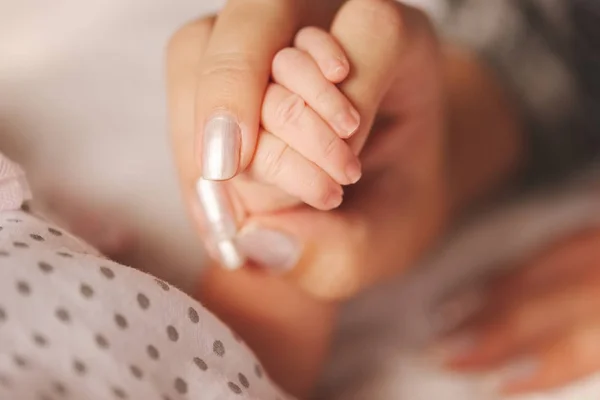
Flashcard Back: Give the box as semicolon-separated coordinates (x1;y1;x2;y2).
167;17;246;269
331;0;435;154
497;321;600;395
441;279;600;370
196;0;300;181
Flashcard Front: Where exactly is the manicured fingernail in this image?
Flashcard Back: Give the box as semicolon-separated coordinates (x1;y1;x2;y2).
202;113;241;180
431;288;486;335
237;226;302;273
483;358;539;394
333;108;360;138
196;178;245;270
345;158;362;184
214;238;245;270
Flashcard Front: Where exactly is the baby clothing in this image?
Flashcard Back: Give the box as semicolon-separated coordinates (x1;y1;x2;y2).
0;153;290;400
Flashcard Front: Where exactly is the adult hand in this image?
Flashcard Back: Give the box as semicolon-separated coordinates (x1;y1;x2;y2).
439;230;600;396
169;0;453;299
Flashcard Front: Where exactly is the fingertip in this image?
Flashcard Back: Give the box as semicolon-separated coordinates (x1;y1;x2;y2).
325;56;350;83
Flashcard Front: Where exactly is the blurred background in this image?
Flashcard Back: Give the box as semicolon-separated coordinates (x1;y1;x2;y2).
2;1;600;399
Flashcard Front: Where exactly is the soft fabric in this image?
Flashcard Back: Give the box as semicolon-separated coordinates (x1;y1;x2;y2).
0;154;290;400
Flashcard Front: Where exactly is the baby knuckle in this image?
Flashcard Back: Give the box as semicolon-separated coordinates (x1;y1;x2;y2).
321;135;342;159
275;93;306;127
259;141;290;182
272;47;304;71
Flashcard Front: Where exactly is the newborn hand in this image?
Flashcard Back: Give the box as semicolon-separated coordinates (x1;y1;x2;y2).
201;28;363;213
255;27;361;209
438;230;600;396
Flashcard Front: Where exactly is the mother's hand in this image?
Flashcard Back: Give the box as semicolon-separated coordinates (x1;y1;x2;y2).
168;0;448;300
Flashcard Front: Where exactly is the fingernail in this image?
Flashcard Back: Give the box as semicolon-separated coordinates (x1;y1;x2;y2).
237;226;302;273
345;158;362;184
431;288;486;335
325;187;343;209
196;178;245;270
328;58;348;80
333;108;360;138
202;113;241;180
214;238;245;270
483;358;539;394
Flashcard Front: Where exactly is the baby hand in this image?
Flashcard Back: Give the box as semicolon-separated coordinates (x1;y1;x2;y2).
249;27;362;210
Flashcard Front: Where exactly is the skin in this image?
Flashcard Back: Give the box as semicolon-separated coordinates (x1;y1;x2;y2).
441;229;600;395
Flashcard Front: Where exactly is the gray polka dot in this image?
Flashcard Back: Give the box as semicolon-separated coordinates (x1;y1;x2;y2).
57;252;72;258
254;364;263;378
147;345;159;360
154;279;170;291
33;333;48;347
162;396;172;400
55;308;70;323
213;340;225;357
114;314;128;329
174;378;187;394
100;266;115;279
38;261;53;273
188;307;199;323
228;382;242;394
136;293;150;310
53;382;67;395
48;227;63;236
194;357;208;371
7;218;21;223
80;283;94;298
166;325;179;342
13;241;28;248
0;250;9;257
129;365;143;379
17;280;31;295
238;373;249;388
73;360;86;375
30;234;44;242
13;355;28;368
95;334;109;349
0;307;6;322
112;387;127;399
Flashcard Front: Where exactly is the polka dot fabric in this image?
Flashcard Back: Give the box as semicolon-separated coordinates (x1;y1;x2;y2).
0;210;292;400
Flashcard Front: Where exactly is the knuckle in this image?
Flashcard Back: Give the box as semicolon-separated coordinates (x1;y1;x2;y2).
296;26;322;42
259;140;290;182
167;16;215;61
275;93;306;127
272;47;304;71
349;0;405;41
321;134;342;159
198;51;258;85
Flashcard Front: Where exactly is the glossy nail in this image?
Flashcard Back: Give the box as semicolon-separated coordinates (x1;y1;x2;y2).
202;113;241;180
237;226;302;273
196;178;244;270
